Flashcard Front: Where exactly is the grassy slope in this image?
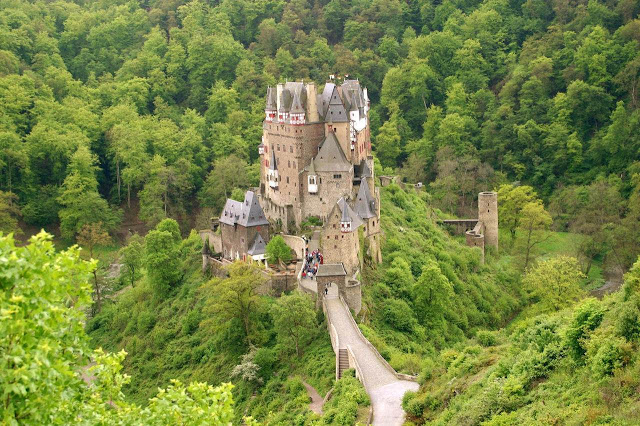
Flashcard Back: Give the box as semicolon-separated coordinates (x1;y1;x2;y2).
402;282;640;425
358;184;523;374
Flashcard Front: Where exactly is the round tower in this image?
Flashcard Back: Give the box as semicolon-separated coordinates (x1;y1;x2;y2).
478;192;498;251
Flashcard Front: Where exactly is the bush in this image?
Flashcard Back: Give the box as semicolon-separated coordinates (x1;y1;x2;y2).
616;301;640;342
565;298;605;362
588;334;632;378
418;357;436;384
137;311;156;334
383;298;417;332
182;309;201;335
476;330;498;347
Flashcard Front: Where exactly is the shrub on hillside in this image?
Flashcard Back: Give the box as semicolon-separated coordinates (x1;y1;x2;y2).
476;330;498;347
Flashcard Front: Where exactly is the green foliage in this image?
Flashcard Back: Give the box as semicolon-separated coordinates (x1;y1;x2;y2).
265;235;292;265
271;291;317;357
202;262;267;347
523;256;586;312
145;219;182;297
566;298;606;362
0;232;235;424
321;375;370;425
120;234;144;287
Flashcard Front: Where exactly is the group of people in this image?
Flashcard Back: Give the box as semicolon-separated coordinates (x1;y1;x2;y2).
302;249;323;280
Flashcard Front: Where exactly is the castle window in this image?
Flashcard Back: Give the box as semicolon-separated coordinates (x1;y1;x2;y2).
286;177;289;183
327;236;330;239
333;174;342;179
334;245;337;249
290;146;293;153
288;160;291;167
277;144;280;151
335;235;338;240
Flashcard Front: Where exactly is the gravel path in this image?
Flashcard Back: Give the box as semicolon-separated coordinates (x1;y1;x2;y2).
302;381;324;415
325;297;418;425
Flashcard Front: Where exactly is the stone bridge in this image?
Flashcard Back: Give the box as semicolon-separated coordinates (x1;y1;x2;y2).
298;248;418;425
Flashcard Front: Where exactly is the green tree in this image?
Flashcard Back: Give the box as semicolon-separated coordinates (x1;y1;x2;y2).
0;190;21;234
519;200;553;269
198;155;249;211
523;256;585;311
144;218;182;297
497;184;538;243
271;291;317;357
203;261;266;346
77;222;112;314
120;233;144;287
0;232;235;424
266;235;292;266
413;260;453;332
57;146;120;240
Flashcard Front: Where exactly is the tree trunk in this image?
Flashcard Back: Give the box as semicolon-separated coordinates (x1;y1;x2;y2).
116;159;121;202
585;258;593;276
524;226;533;269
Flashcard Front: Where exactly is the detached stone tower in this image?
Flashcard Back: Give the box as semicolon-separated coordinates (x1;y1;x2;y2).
478;192;498;251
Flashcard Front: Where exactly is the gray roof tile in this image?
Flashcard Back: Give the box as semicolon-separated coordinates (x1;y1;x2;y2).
314;133;351;172
219;191;269;227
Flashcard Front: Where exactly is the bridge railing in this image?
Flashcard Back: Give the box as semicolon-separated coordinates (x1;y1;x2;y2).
338;295;418;382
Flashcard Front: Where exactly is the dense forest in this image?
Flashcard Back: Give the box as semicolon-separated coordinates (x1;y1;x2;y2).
2;0;640;424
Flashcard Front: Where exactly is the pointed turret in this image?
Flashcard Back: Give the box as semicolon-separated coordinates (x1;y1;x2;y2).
290;91;305;125
354;178;376;219
265;87;276;122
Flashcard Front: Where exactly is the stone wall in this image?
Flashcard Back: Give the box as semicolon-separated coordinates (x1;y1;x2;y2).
220;222;269;261
344;279;362;314
199;229;222;253
281;234;306;260
321;209;361;275
301;170;353;223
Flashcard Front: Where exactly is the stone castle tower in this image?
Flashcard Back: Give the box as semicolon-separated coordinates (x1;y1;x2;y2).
257;79;382;272
477;192;498;251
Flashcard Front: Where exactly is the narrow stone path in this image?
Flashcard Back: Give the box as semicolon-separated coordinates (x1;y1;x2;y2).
302;380;323;415
325;296;418;426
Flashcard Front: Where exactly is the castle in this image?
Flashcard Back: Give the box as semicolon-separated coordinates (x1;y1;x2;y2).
256;79;382;274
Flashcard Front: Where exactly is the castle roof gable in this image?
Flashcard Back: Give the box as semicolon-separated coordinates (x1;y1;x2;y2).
219;191;269;227
313;132;351;172
290;91;304;114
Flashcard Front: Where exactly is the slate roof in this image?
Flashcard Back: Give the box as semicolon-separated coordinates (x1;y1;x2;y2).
354;178;376;219
337;197;364;229
360;159;372;178
316;263;347;277
290;91;304;114
326;85;348;122
314;132;351;172
265;87;276;110
247;233;266;256
219;191;269;227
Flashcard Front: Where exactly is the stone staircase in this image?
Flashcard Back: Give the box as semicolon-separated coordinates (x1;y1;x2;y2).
338;348;349;378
